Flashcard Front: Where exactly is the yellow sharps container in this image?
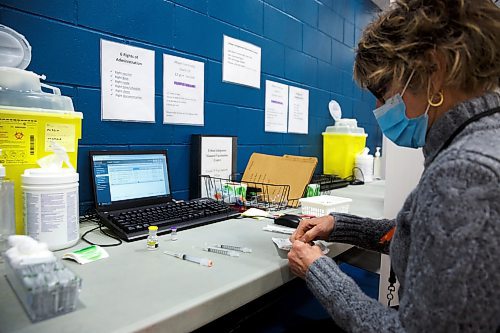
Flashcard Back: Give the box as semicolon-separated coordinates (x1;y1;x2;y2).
0;68;82;234
322;119;367;178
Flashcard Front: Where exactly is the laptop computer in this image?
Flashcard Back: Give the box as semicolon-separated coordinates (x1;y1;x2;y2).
89;150;239;241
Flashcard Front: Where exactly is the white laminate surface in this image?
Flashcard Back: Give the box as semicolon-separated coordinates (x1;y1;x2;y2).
0;181;384;333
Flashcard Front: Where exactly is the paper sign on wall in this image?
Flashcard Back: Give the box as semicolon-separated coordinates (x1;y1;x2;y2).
288;86;309;134
100;39;155;122
201;137;233;179
200;137;234;198
222;35;261;89
163;54;205;125
264;80;289;133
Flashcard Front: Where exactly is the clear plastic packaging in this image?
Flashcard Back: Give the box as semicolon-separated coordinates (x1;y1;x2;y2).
4;255;82;322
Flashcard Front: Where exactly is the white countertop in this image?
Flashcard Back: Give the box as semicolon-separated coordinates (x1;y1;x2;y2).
0;181;385;333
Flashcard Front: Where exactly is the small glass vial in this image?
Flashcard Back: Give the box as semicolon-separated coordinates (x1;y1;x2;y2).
146;226;159;250
170;227;178;241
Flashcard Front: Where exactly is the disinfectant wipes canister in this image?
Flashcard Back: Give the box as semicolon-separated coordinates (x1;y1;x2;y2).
22;168;79;251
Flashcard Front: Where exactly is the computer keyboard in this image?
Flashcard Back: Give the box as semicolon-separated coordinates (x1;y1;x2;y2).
99;198;240;242
310;174;349;191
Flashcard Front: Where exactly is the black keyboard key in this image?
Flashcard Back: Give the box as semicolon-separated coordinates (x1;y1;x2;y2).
154;218;182;228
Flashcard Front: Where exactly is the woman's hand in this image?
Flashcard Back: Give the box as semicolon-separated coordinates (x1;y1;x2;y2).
287;240;324;279
290;215;335;243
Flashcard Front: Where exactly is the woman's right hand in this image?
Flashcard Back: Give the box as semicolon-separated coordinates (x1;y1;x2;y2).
290;215;335;243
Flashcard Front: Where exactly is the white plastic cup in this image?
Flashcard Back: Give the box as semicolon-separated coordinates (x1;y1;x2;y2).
21;168;79;251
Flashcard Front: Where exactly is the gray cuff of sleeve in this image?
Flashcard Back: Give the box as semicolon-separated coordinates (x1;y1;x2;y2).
328;212;366;243
327;213;393;253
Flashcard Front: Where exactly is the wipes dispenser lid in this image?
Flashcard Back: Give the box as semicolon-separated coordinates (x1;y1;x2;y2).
0;25;74;111
22;168;78;185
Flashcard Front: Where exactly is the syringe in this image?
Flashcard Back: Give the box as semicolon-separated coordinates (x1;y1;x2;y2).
163;250;213;267
202;246;240;257
213;244;252;253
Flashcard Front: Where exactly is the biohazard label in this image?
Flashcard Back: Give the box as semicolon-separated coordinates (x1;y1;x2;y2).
0;118;38;165
45;123;76;152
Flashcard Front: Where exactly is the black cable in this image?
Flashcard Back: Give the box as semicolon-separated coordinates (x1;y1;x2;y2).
343;167;365;186
80;208;123;247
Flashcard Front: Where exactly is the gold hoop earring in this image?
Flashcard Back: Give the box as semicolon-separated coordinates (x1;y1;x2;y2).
428;91;444;107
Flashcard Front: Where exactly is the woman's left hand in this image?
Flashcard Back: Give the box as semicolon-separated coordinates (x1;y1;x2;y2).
287;240;324;279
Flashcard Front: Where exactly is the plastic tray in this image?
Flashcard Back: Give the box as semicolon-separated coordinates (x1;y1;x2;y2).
4;256;82;322
299;195;352;217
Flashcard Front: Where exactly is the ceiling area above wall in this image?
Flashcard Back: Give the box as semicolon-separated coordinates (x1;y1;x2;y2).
370;0;390;10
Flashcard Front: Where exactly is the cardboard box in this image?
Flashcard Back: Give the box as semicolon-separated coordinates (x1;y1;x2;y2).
241;153;317;207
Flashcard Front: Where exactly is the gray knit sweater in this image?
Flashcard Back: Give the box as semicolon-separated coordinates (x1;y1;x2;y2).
306;92;500;332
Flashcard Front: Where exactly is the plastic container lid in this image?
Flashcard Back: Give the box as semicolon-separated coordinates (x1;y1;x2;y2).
323;118;366;135
0;25;74;111
328;100;342;121
0;67;75;111
21;168;79;185
0;24;31;70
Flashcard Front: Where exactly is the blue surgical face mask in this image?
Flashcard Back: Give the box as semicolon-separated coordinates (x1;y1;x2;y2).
372;70;429;148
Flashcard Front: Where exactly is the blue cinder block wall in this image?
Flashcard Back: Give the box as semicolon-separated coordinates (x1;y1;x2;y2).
0;0;382;211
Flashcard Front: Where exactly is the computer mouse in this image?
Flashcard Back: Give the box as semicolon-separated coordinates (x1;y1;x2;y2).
274;214;302;228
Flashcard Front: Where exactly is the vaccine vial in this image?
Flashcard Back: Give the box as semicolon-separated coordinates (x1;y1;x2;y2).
170;227;178;241
146;226;159;250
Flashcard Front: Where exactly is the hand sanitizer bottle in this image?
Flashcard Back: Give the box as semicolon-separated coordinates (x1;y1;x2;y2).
373;147;382;180
0;149;16;257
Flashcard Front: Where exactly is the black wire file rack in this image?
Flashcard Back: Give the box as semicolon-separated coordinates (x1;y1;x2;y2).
200;175;298;211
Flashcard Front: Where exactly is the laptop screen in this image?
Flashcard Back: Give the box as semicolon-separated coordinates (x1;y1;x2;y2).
90;151;171;209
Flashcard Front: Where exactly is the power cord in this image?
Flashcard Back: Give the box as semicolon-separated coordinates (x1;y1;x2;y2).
343;167;365;186
80;207;123;247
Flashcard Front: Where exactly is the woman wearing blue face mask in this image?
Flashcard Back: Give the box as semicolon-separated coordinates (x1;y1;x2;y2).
288;0;500;331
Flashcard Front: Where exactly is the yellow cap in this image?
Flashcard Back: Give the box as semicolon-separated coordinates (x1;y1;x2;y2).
148;226;158;231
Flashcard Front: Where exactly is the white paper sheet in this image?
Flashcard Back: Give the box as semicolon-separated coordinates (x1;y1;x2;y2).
287;86;309;134
163;54;205;125
264;80;289;133
271;237;330;254
200;137;233;198
222;35;261;89
100;39;155;122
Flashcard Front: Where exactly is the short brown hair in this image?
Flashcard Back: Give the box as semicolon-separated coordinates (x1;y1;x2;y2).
354;0;500;97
